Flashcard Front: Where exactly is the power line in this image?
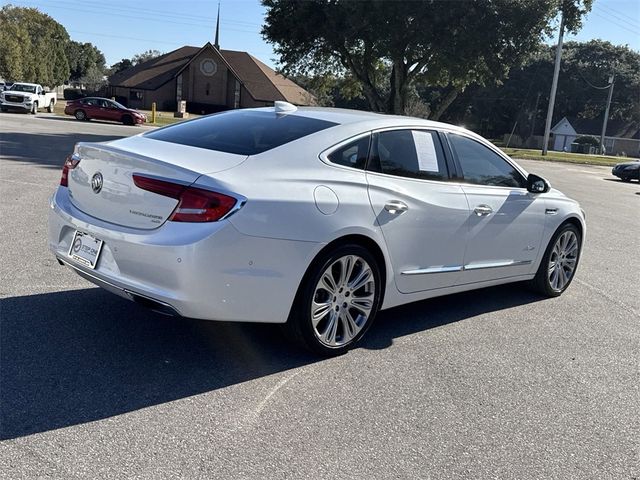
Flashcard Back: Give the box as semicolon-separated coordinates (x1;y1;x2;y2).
590;11;638;35
595;3;640;29
13;0;262;33
576;69;612;90
67;30;188;47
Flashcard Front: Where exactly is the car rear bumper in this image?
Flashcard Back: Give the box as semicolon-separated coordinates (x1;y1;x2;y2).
48;186;321;323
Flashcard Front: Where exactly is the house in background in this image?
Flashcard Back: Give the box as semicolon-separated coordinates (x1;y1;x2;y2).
107;41;314;113
550;116;640;157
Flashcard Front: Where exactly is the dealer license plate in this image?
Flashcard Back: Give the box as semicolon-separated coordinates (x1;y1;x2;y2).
69;231;103;269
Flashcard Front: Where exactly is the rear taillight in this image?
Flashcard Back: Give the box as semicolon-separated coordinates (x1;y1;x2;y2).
132;174;237;222
60;153;80;186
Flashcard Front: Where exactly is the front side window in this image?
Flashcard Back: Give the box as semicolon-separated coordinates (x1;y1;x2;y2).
327;136;370;170
368;129;448;181
448;133;525;188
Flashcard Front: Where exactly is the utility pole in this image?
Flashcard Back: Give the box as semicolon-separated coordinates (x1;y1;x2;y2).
542;11;565;155
599;74;615;155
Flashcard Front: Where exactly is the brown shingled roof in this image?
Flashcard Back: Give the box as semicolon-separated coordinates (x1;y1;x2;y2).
108;46;200;90
108;43;314;105
221;50;315;105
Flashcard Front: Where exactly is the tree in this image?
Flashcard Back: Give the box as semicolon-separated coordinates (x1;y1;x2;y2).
443;40;640;139
109;58;134;75
132;49;163;66
79;65;106;92
0;5;70;87
262;0;592;118
67;40;106;81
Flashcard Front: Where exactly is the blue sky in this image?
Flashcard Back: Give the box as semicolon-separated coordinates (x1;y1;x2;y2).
3;0;639;69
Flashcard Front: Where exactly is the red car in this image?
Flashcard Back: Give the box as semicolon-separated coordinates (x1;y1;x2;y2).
64;97;146;125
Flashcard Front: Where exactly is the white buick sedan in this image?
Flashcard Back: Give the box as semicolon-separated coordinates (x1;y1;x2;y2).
49;103;585;355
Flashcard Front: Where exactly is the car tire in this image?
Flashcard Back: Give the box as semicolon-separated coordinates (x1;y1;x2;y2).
75;110;86;121
122;115;134;126
47;100;54;113
31;102;38;114
0;106;6;113
530;223;582;297
284;244;383;356
621;176;631;182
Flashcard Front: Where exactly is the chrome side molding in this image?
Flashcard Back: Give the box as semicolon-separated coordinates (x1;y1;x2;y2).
401;259;532;275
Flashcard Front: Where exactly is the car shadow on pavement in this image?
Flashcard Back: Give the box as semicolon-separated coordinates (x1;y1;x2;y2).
0;283;542;440
0;132;130;169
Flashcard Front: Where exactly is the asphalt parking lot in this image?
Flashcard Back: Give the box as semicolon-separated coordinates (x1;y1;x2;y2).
1;112;638;479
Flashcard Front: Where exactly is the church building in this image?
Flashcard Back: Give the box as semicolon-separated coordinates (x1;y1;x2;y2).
107;12;313;113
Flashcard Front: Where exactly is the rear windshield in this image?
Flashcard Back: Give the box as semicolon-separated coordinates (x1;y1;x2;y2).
144;110;337;155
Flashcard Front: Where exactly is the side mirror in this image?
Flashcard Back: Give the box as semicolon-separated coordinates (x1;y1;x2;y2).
527;173;550;194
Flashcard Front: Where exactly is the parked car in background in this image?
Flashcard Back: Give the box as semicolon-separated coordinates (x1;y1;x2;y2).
48;103;586;356
64;97;147;125
612;160;640;182
0;82;57;113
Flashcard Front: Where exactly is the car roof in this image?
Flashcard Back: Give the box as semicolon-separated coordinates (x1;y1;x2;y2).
255;105;464;132
13;82;38;87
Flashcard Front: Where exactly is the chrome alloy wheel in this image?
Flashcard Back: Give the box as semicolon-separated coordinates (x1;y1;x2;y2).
311;255;375;347
548;230;579;291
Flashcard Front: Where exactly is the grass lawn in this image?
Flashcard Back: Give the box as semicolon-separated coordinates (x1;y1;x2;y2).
501;147;625;167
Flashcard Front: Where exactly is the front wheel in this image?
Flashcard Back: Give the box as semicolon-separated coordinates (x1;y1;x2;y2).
284;244;382;356
47;100;54;113
31;102;38;114
530;223;582;297
122;115;134;126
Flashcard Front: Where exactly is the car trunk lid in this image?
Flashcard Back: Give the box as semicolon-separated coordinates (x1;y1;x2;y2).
67;136;247;229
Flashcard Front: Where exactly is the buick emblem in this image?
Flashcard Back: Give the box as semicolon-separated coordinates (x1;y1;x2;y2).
91;172;103;194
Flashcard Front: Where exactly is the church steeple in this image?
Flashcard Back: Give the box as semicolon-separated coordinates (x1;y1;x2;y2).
214;2;220;49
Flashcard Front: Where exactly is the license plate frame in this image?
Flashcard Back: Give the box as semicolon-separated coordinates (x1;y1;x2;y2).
68;231;104;269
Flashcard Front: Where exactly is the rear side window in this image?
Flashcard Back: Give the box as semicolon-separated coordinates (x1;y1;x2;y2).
368;129;448;181
327;135;370;170
145;110;338;155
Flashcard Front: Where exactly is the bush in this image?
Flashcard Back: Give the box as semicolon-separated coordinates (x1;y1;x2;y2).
63;88;84;100
574;135;600;146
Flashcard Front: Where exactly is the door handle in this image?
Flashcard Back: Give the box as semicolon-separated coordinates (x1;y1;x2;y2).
384;200;409;215
473;204;493;216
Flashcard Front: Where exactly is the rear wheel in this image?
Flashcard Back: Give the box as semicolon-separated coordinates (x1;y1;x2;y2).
284;244;382;356
47;100;54;113
74;109;86;121
530;223;582;297
122;114;134;126
31;101;38;114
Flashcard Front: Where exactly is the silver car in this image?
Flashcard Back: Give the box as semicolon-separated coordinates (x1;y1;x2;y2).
49;103;586;355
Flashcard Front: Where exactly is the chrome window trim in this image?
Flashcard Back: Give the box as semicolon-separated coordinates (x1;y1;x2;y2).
318;132;372;172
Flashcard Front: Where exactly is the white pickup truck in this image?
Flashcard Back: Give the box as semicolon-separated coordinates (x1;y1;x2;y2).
0;82;57;114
